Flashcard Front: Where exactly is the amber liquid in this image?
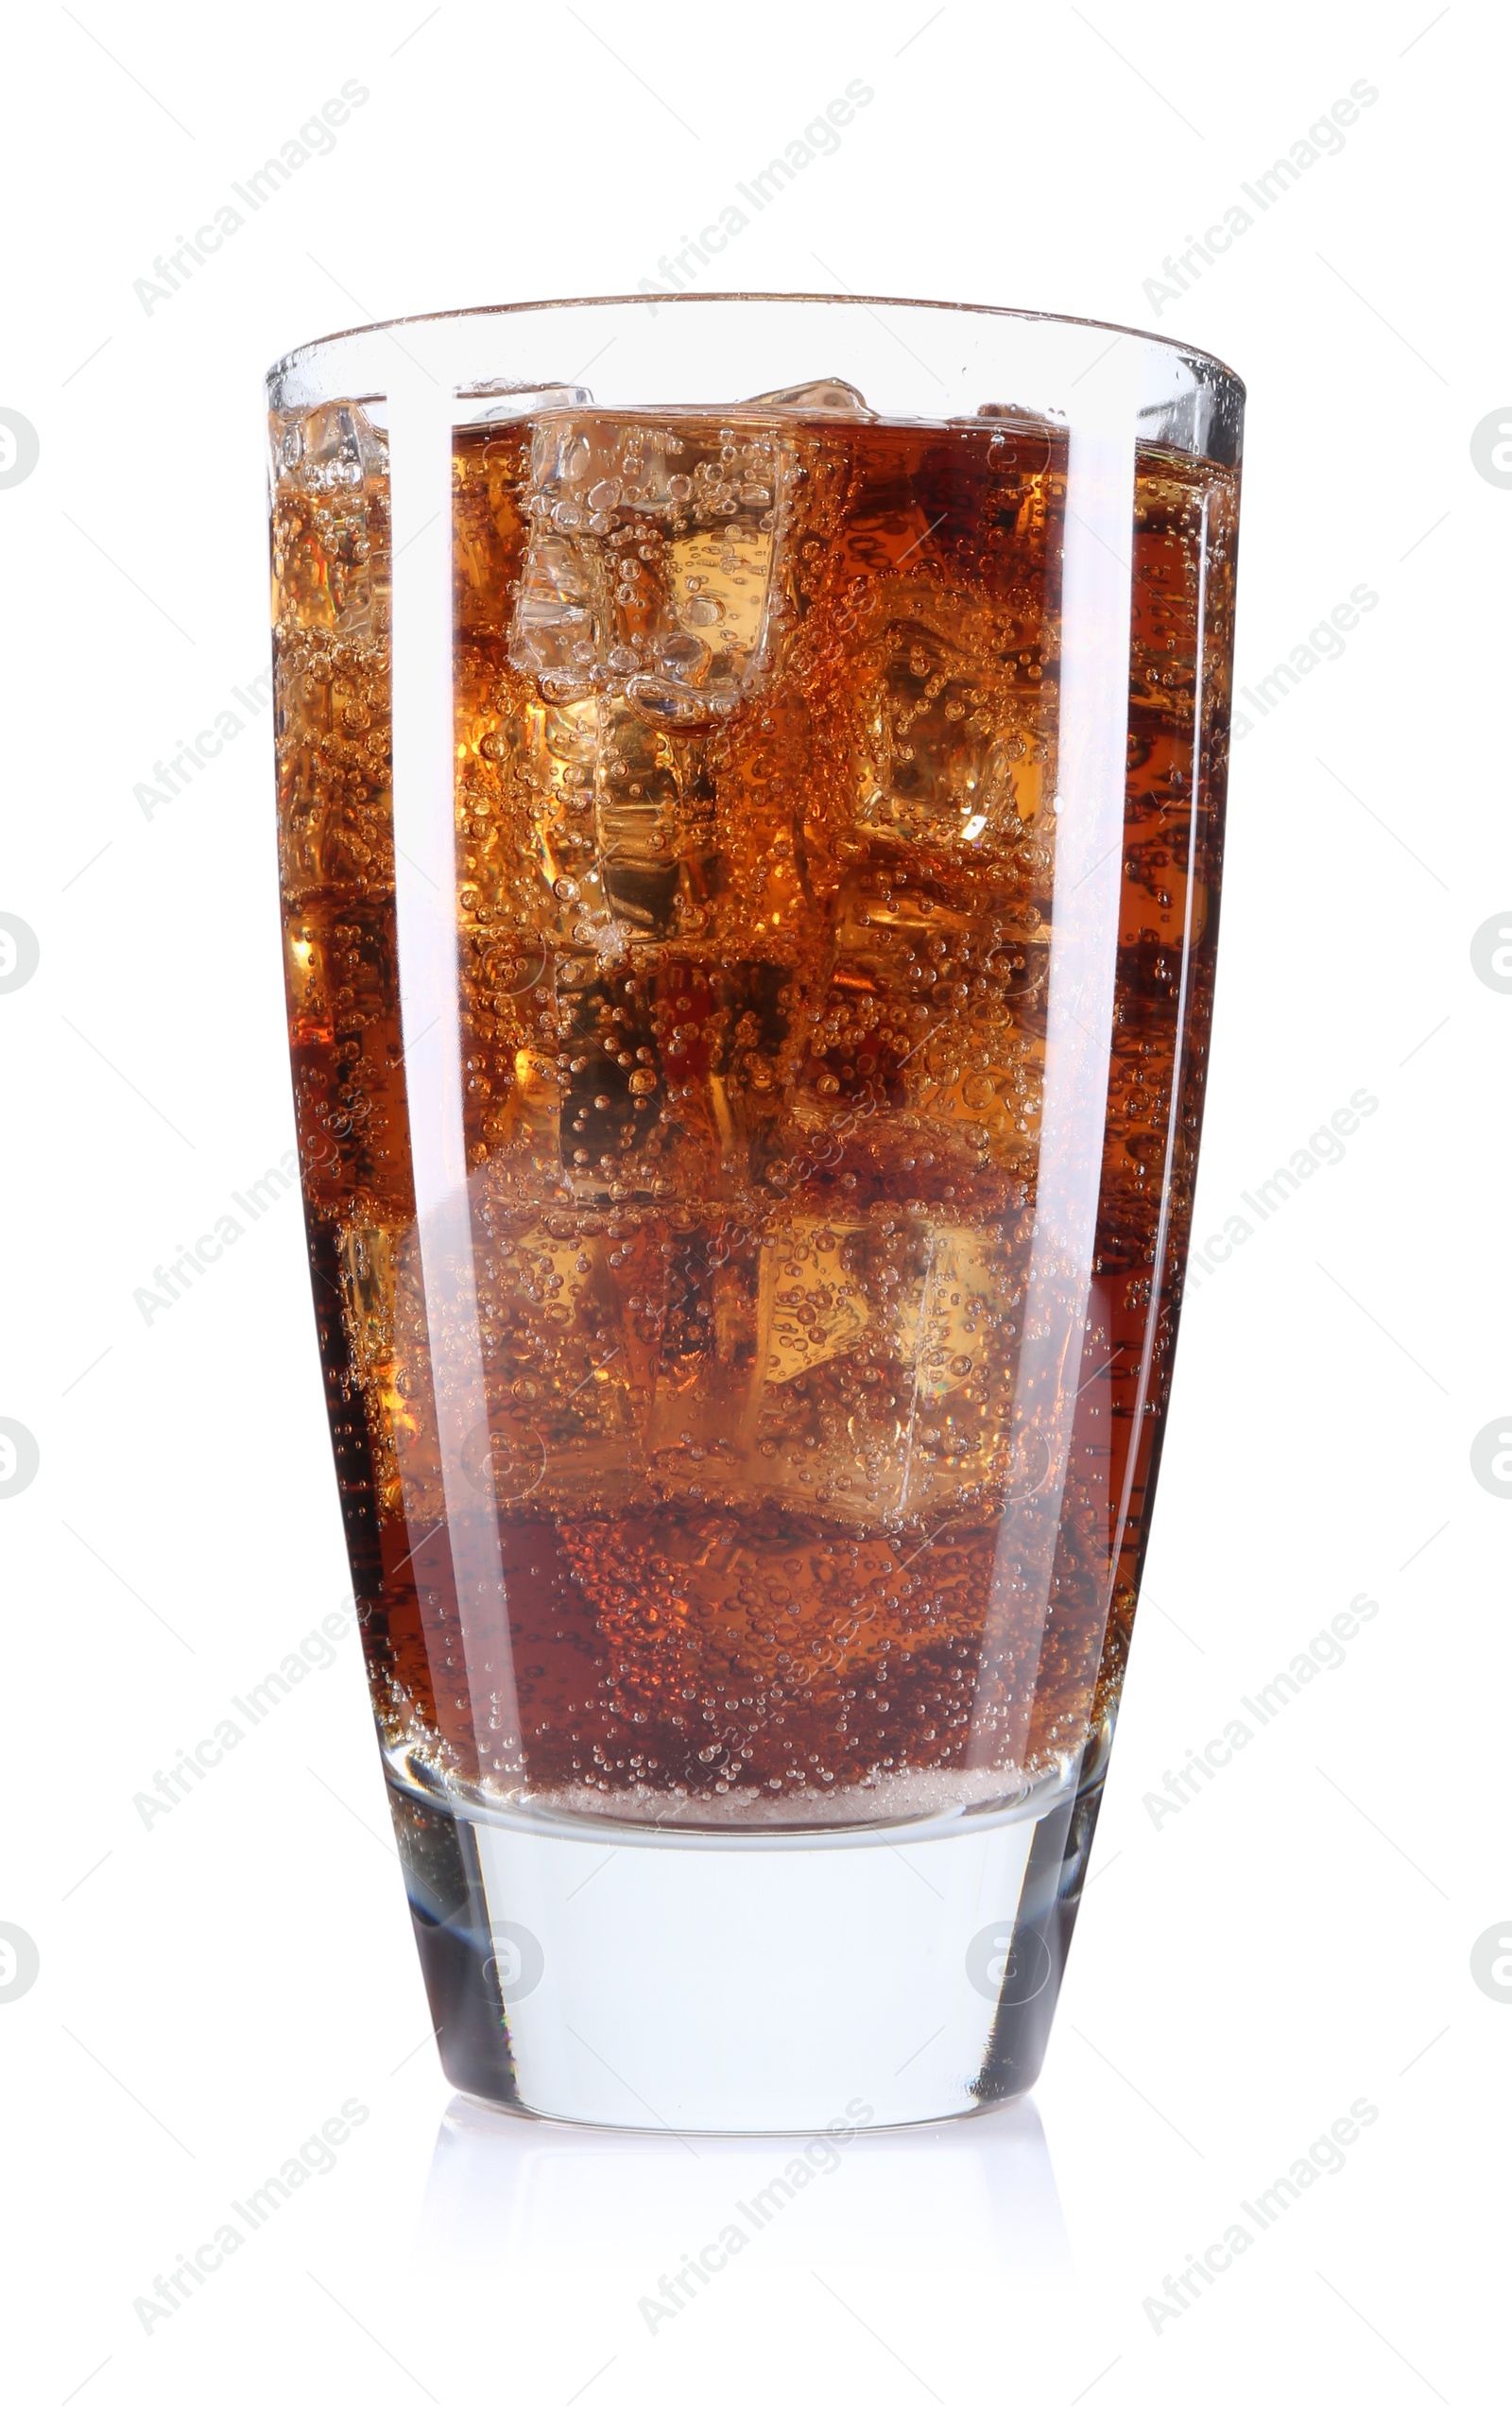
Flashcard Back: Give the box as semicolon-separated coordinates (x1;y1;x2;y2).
272;396;1236;1826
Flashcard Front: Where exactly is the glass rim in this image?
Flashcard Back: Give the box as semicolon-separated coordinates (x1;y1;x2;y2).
266;287;1246;399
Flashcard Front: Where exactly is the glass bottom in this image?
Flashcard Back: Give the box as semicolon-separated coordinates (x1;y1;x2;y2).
387;1730;1107;2132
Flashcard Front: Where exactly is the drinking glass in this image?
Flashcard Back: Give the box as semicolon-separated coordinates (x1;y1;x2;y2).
266;295;1242;2129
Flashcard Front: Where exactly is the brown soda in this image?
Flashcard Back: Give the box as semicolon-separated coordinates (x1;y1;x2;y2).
270;393;1236;1826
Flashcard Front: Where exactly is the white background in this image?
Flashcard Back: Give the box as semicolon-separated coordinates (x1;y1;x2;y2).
2;2;1506;2405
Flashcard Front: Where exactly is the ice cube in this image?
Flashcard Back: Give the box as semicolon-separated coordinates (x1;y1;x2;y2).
778;858;1051;1186
467;383;593;423
385;1156;1031;1537
741;376;876;417
756;1216;872;1388
270;400;388;639
507;410;799;722
387;1183;643;1521
850;577;1031;848
696;1211;1029;1527
499;407;819;1129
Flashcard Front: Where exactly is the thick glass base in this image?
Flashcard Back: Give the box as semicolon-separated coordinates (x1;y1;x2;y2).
387;1732;1106;2132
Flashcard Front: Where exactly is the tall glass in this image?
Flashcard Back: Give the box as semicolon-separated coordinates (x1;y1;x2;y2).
266;297;1242;2129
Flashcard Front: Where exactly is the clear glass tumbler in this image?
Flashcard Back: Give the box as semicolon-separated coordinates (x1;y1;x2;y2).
266;296;1242;2130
